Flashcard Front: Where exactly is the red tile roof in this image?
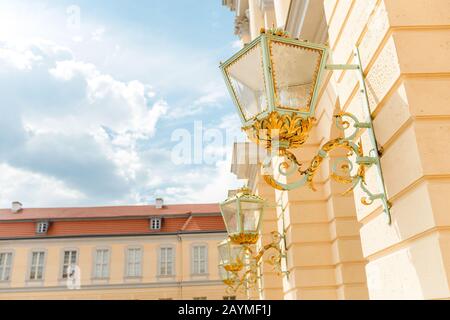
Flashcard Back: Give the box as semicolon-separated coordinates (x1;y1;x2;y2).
0;204;226;239
0;203;220;221
182;216;227;232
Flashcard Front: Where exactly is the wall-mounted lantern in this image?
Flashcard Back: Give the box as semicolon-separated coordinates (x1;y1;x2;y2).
218;239;244;272
219;263;237;288
218;187;287;295
220;187;265;245
220;28;391;224
217;231;285;295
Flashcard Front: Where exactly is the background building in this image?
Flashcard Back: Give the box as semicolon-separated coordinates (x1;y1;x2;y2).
223;0;450;300
0;200;240;300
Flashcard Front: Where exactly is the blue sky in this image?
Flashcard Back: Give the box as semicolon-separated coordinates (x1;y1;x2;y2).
0;0;246;208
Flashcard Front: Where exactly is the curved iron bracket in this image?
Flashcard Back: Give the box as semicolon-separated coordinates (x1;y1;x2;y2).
261;47;392;224
222;232;288;296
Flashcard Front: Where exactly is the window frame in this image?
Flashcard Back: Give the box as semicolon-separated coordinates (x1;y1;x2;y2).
60;248;79;280
158;245;175;277
92;247;111;280
0;251;14;282
35;221;50;234
150;217;162;230
27;249;47;282
124;246;143;278
191;243;208;276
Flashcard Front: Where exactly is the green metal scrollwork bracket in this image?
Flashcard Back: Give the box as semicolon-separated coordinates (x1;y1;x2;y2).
261;47;392;224
325;47;392;224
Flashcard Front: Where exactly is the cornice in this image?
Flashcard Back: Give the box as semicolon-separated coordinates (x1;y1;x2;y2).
257;0;274;11
285;0;328;43
0;230;227;242
0;279;225;293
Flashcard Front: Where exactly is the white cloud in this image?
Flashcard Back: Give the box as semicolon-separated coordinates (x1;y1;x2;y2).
167;83;228;119
91;27;106;42
193;86;227;106
141;114;247;205
48;58;167;138
0;42;42;70
0;36;168;205
49;59;96;80
0;1;240;208
72;36;84;43
0;163;85;208
0;38;73;71
152;157;242;205
190;159;243;202
231;40;243;49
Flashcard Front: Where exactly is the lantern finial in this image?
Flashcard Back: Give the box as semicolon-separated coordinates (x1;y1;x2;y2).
237;186;251;195
260;27;290;38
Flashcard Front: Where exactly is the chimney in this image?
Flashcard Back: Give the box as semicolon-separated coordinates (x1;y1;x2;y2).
155;198;164;209
11;201;23;213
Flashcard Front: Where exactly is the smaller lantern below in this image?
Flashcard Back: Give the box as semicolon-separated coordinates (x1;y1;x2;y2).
219;264;235;287
218;239;244;272
220;187;265;245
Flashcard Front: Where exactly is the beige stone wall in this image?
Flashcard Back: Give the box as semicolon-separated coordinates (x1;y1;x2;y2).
0;285;231;300
255;179;284;300
323;0;450;300
0;233;245;300
272;78;368;300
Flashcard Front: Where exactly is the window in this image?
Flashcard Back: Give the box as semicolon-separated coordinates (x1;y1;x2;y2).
94;249;110;279
0;252;12;281
159;247;174;276
150;218;161;230
223;296;236;300
36;221;49;234
192;245;207;274
29;251;45;280
62;250;77;279
126;247;142;277
193;297;207;300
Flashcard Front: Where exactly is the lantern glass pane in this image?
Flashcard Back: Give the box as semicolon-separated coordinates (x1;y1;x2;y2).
218;242;228;264
221;200;239;235
230;244;243;264
219;265;230;281
270;40;322;112
226;43;268;121
240;200;263;233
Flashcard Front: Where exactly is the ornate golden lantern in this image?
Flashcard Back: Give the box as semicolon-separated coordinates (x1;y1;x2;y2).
219;187;265;245
218;239;244;272
219;263;237;288
217;232;286;295
220;28;327;151
218;186;288;295
220;28;391;223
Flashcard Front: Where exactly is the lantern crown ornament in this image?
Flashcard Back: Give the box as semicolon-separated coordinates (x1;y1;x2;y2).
219;186;265;245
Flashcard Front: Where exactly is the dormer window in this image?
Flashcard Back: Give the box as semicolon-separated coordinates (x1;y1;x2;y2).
150;217;162;230
36;221;49;234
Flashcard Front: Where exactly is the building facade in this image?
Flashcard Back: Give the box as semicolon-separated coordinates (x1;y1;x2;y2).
0;201;241;300
223;0;450;299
